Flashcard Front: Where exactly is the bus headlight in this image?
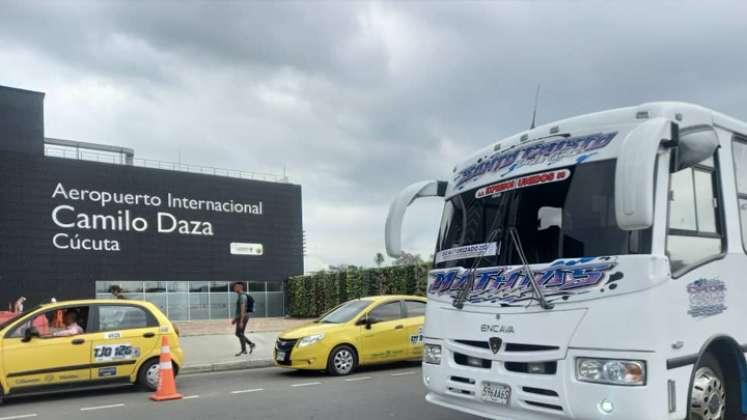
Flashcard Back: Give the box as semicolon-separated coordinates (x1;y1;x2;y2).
424;343;442;365
297;334;325;348
576;358;646;386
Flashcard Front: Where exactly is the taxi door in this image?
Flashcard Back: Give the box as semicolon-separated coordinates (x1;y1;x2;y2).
2;306;93;391
359;300;408;364
401;300;427;360
89;304;161;380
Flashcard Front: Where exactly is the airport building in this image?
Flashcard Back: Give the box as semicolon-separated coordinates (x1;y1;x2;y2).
0;85;304;319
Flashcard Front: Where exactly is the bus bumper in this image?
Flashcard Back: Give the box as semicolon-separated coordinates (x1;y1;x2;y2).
422;346;674;420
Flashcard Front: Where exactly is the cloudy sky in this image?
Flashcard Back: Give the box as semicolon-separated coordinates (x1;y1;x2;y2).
1;1;746;271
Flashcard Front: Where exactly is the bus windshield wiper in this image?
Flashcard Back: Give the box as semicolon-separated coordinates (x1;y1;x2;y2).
452;229;500;310
508;227;554;310
453;193;507;310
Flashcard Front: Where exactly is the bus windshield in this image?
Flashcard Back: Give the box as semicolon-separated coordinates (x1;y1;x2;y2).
435;160;651;269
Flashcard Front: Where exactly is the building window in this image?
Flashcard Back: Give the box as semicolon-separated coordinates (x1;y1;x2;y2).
734;138;747;251
667;155;724;275
95;280;284;320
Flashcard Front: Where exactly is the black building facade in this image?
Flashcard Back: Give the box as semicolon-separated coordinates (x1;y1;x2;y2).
0;86;303;319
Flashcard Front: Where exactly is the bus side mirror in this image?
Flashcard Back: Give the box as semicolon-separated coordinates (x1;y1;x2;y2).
674;127;719;172
385;180;447;257
615;118;673;231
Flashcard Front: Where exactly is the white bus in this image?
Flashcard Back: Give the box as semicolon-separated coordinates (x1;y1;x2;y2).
385;102;747;420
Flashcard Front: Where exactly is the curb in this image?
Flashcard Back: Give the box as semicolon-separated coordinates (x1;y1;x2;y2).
180;331;274;338
181;359;276;375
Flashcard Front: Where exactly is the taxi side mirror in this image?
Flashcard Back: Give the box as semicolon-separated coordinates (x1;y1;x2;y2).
357;317;374;329
22;327;39;343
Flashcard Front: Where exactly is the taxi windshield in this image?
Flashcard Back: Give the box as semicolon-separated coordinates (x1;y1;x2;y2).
318;300;372;324
435;160;652;269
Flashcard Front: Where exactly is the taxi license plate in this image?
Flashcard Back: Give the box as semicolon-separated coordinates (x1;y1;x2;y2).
276;351;286;361
480;381;511;405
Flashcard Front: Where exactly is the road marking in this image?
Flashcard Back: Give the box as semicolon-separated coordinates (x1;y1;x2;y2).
80;403;125;411
231;388;264;394
291;382;321;387
344;376;372;382
183;395;200;399
391;371;416;377
0;414;38;420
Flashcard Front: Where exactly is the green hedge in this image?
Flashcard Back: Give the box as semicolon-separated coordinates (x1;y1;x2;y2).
287;264;430;318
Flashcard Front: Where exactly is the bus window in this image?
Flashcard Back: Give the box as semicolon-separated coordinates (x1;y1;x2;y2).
666;155;724;275
734;137;747;251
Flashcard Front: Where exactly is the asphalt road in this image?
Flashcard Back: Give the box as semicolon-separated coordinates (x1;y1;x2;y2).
0;363;482;420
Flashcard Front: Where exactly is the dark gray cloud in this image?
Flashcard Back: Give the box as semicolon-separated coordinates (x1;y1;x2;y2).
1;1;746;269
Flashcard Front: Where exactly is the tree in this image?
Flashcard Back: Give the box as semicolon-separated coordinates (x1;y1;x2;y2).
328;264;356;272
374;252;385;268
393;252;423;267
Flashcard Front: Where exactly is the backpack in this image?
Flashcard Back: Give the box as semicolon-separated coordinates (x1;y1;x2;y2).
244;293;256;313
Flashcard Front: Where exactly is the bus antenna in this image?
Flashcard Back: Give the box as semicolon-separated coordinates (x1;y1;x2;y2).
530;84;541;129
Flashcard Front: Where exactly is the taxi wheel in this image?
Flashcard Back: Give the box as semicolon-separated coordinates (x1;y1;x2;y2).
327;345;357;376
138;358;161;391
0;385;4;405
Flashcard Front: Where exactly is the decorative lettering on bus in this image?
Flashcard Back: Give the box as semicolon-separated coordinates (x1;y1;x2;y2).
428;257;618;305
456;132;617;187
475;169;571;199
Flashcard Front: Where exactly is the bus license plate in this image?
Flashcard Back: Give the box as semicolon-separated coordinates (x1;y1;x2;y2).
480;381;511;405
276;351;286;361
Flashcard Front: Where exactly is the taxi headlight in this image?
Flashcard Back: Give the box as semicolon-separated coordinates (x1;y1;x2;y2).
576;358;646;386
424;343;442;365
297;334;325;348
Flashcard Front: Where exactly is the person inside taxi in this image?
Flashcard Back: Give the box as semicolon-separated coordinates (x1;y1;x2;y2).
51;310;84;337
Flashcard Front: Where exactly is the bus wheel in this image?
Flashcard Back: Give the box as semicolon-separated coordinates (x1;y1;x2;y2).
327;345;357;376
689;353;726;420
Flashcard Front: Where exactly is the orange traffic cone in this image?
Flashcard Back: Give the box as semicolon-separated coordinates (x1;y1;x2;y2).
150;336;183;401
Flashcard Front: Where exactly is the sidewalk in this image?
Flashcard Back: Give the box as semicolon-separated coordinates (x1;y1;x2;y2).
176;318;314;375
175;317;312;336
179;331;280;374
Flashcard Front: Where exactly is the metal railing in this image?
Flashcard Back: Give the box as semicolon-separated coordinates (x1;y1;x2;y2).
44;145;289;183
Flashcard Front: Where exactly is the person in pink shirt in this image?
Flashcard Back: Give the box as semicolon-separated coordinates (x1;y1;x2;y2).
53;311;84;337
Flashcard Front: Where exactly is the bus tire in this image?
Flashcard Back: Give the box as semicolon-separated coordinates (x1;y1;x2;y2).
689;352;727;420
327;345;357;376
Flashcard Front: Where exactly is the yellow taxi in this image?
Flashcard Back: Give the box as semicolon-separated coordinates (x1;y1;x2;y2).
274;295;427;375
0;299;183;403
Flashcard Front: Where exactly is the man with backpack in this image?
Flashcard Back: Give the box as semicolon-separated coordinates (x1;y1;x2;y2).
231;282;256;356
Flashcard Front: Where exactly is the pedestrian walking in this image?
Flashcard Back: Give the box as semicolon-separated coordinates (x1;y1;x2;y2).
109;285;126;299
13;296;26;313
231;282;256;356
